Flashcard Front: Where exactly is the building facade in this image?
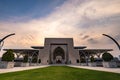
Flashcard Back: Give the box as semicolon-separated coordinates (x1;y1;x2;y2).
32;38;83;65
4;38;112;65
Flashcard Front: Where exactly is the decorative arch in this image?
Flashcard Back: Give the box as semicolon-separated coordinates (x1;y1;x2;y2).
53;47;65;60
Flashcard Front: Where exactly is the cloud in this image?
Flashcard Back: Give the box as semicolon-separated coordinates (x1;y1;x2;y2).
114;34;120;43
0;0;120;56
79;13;120;28
82;35;89;40
87;38;98;44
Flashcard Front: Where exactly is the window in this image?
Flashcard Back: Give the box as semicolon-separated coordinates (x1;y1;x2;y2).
76;59;79;63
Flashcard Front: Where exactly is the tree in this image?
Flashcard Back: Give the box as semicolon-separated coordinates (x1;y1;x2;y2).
102;52;113;62
2;49;15;61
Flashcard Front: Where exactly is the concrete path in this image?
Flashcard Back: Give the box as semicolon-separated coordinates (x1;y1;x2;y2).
0;65;120;74
0;65;49;74
68;65;120;74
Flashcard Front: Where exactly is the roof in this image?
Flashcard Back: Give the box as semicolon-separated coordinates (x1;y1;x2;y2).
79;49;113;54
3;49;39;53
31;46;86;49
31;46;44;49
45;38;73;39
74;46;86;49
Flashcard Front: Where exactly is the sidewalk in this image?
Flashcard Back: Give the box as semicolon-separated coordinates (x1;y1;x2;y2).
0;65;49;74
68;65;120;74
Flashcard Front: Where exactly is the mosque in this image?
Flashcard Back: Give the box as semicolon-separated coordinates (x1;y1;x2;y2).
4;38;112;65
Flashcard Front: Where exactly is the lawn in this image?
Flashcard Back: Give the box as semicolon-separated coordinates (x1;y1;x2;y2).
0;66;120;80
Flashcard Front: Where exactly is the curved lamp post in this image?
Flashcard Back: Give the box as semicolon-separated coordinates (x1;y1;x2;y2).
0;33;15;51
102;34;120;50
0;41;4;51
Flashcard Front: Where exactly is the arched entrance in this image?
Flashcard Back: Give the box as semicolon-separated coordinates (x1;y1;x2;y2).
53;47;65;64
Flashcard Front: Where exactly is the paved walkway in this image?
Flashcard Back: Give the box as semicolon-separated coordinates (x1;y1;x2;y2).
0;65;49;74
68;65;120;74
0;65;120;74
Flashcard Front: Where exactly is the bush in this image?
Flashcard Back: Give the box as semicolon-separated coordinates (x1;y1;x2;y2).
90;56;95;62
23;55;28;63
102;52;113;62
2;49;15;61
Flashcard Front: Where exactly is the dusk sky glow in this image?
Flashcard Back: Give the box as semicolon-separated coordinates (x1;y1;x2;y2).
0;0;120;57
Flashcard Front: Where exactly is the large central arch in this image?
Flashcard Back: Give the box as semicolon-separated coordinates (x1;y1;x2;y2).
53;47;65;64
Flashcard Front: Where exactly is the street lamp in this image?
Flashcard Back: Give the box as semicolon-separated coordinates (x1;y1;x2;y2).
102;34;120;50
0;41;4;51
0;33;15;51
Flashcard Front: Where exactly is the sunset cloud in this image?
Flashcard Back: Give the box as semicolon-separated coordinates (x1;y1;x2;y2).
0;0;120;57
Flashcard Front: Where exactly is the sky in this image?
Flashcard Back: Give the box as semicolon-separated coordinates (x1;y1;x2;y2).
0;0;120;57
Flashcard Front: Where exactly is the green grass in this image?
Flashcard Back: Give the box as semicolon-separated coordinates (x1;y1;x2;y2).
0;66;120;80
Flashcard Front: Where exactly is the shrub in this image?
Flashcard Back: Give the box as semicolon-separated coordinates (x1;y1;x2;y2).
23;55;28;63
2;49;15;61
90;56;95;62
102;52;113;62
